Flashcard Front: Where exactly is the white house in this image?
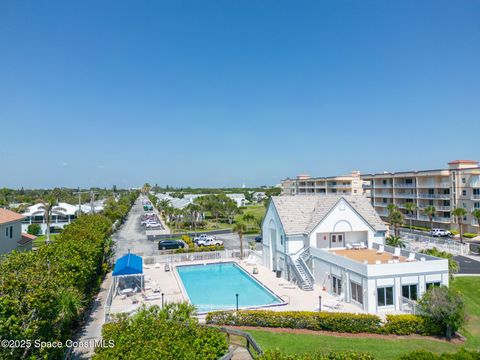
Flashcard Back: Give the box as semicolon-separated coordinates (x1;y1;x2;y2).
226;193;247;207
0;208;33;254
21;202;78;235
262;195;449;313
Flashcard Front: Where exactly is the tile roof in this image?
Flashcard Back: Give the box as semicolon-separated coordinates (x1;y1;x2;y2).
18;233;36;245
0;208;25;225
271;195;387;235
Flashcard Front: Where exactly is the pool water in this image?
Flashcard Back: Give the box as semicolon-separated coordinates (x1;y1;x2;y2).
177;262;283;312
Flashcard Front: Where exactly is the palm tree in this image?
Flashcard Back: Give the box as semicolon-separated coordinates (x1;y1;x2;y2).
242;213;256;231
55;288;83;332
233;222;247;260
452;207;467;243
424;205;436;232
385;235;406;248
158;199;171;215
404;202;418;230
185;203;201;233
388;209;404;237
37;195;58;244
387;203;398;215
471;209;480;237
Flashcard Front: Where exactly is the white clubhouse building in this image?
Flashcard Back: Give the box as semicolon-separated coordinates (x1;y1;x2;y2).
262;195;449;313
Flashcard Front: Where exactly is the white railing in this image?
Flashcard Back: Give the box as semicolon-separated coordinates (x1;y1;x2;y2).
394;193;416;198
417;183;450;188
374;192;393;197
418;194;451;200
401;231;470;255
394;184;416;188
400;296;420;315
472;195;480;200
195;304;236;313
418;215;451;223
143;249;250;265
374;202;388;207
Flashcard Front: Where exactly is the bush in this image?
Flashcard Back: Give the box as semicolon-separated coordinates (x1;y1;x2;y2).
206;310;382;334
398;349;480;360
207;311;443;336
383;315;441;335
418;286;466;339
463;233;477;239
27;223;41;235
175;245;225;253
94;304;228;360
258;350;375;360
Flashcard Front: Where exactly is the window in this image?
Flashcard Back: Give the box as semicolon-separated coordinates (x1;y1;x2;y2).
402;284;418;300
280;235;283;245
331;235;336;243
337;234;343;243
377;286;394;307
332;276;342;296
8;226;13;239
474;189;480;195
350;281;363;304
5;227;7;237
426;282;441;291
462;190;467;196
462;177;466;184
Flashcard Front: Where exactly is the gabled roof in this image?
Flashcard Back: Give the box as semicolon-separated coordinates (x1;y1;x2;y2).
112;253;143;276
0;208;25;225
270;195;387;235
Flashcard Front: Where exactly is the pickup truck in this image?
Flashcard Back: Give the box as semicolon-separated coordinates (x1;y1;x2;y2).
196;238;224;247
429;229;452;237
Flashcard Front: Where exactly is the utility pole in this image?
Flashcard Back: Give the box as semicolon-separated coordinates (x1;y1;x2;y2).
73;190;98;215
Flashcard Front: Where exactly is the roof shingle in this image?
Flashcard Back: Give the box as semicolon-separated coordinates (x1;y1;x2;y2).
271;195;387;235
0;208;25;225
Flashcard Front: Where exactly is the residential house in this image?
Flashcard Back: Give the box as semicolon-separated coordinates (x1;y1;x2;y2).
0;208;34;254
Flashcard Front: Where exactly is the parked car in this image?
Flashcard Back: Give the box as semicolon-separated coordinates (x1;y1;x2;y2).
146;222;161;228
193;234;216;244
255;236;262;243
429;228;452;237
158;240;185;250
197;238;223;247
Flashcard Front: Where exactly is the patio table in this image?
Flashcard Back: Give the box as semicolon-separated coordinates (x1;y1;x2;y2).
351;243;361;250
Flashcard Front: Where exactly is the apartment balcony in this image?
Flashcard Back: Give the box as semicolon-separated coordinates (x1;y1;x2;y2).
472;219;479;226
417;182;451;189
373;192;393;197
418;215;451;223
374;202;390;207
404;214;418;220
394;193;416;199
376;210;389;217
373;184;393;189
472;195;480;201
328;184;352;188
363;184;372;189
394;183;416;188
417;194;451;200
435;206;451;211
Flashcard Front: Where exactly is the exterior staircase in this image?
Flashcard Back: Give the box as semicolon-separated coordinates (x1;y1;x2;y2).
291;247;314;291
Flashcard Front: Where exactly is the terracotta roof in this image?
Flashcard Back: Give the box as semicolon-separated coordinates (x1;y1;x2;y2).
22;233;37;240
448;160;478;165
18;233;35;246
0;208;25;225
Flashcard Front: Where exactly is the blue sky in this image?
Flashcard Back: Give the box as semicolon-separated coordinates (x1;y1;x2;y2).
1;1;479;188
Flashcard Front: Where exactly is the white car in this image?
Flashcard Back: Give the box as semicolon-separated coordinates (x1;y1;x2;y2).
194;234;215;243
145;222;161;228
429;229;452;237
197;238;223;247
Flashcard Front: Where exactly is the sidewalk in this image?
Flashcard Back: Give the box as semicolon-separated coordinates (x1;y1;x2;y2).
71;273;112;359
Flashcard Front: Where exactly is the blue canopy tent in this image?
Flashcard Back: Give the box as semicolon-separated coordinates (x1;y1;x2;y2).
112;252;144;296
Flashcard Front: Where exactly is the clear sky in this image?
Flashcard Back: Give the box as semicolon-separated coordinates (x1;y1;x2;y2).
1;1;479;189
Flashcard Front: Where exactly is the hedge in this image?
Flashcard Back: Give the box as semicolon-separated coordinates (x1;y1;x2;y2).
206;310;441;336
258;350;375;360
397;349;480;360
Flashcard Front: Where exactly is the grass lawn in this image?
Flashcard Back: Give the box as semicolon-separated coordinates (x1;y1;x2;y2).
451;276;480;349
236;205;266;222
33;234;58;247
246;329;460;359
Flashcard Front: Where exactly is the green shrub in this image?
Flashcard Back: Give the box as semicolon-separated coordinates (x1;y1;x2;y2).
258;350;375;360
206;310;382;334
175;245;225;253
207;311;444;336
27;223;41;236
463;233;477;239
383;314;441;335
398;349;480;359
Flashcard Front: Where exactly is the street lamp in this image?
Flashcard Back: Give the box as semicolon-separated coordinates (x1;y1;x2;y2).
236;293;239;312
318;295;322;312
161;293;164;309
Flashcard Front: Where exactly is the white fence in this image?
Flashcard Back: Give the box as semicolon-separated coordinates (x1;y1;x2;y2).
401;231;470;255
142;248;251;265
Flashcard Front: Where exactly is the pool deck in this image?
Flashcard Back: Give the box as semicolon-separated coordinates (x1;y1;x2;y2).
108;257;366;317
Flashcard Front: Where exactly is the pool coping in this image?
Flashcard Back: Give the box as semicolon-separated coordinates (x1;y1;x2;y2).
175;261;288;314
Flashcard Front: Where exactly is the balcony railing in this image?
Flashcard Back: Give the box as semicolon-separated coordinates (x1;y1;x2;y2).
472;195;480;200
327;184;352;188
417;194;451;200
417;182;450;188
394;183;416;188
394;193;416;199
373;192;393;197
374;202;389;207
373;184;393;189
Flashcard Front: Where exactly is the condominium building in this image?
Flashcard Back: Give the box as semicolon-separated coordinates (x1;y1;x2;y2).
363;160;480;234
281;171;365;196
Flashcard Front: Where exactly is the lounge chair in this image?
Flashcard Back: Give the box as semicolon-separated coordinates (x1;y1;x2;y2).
244;254;256;266
376;245;384;254
406;252;416;262
392;248;401;258
360;242;367;249
375;260;382;265
346;244;353;250
282;282;297;289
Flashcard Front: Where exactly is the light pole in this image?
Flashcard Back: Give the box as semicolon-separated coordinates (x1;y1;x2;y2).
318;295;322;312
236;293;239;312
161;293;164;309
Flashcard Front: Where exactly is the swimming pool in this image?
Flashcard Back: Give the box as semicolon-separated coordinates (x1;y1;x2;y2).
176;262;284;313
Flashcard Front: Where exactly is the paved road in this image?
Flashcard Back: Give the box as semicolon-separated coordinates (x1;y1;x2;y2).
454;255;480;274
114;197;158;258
216;232;262;251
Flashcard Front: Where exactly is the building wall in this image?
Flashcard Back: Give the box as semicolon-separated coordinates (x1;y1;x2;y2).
308;199;379;248
262;202;289;273
0;221;22;255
